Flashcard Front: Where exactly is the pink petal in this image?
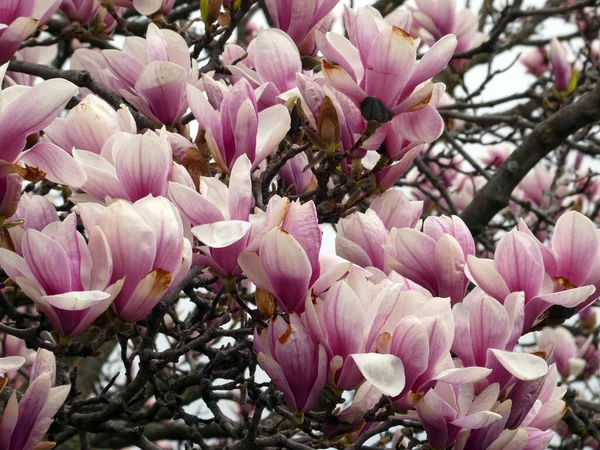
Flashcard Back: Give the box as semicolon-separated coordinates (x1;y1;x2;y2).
135;61;188;125
260;227;312;313
168;181;225;225
551;211;598;286
495;230;544;300
115;135;171;201
0;79;77;163
248;29;301;92
364;26;417;109
349;353;405;397
20;142;87;187
22;229;72;295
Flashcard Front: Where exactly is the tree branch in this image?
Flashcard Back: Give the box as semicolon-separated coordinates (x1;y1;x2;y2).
460;83;600;235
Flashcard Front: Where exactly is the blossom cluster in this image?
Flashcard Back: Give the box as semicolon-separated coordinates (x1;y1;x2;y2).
0;1;598;449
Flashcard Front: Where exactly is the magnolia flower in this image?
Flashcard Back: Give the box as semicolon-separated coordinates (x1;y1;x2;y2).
549;37;573;92
239;200;351;314
520;47;550;77
364;287;456;408
413;376;502;449
45;94;136;155
279;153;314;195
0;213;124;336
336;190;422;271
385;215;475;304
186;77;291;172
98;23;195;125
303;279;372;390
227;29;302;108
0;0;62;63
412;0;486;71
319;6;457;146
538;326;586;379
458;364;563;450
169;155;257;278
452;291;526;386
0;349;70;450
467;212;599;331
78;196;192;323
0;64;86;218
254;315;327;413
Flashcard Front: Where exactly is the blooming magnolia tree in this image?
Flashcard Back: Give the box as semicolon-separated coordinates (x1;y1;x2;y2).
2;0;600;449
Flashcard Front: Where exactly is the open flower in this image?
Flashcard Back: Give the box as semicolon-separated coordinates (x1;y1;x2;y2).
186;78;290;172
467;212;599;331
78;196;192;323
0;213;124;336
385;215;474;304
319;6;456;135
45;94;136;155
95;23;195;125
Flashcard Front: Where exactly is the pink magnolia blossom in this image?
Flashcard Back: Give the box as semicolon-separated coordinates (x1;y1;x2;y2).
254;315;327;413
96;23;195;125
264;0;338;55
467;212;599;332
0;213;124;336
239;200;350;314
363;287;455;408
280;152;314;195
169;155;257;278
413;375;503;449
0;0;62;63
318;6;457;142
452;291;526;385
549;37;573;91
295;73;391;163
336;190;422;271
78;196;192;323
186;77;291;172
0;63;86;218
227;29;302;108
385;215;475;304
45;94;136;155
481;144;513;168
303;279;373;391
113;0;176;16
0;349;69;450
457;364;564;450
412;0;486;71
520;47;550;77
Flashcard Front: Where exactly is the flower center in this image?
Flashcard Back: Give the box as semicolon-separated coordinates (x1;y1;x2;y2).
554;276;577;291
